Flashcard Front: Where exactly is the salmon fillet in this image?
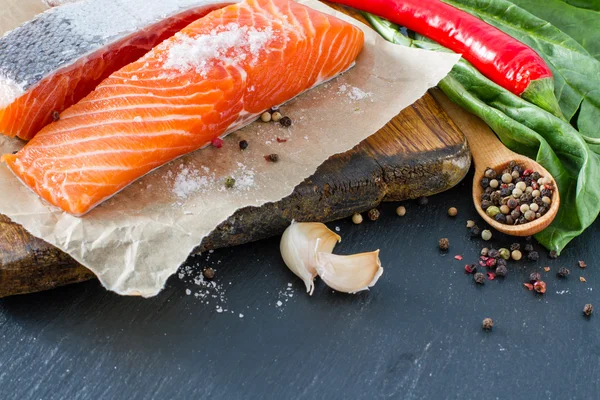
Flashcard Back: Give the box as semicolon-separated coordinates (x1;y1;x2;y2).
3;0;364;216
0;0;235;140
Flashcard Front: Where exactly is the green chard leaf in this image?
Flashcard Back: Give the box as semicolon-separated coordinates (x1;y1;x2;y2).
441;0;600;143
558;0;600;11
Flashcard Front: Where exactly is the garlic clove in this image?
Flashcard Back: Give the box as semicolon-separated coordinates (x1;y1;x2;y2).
280;221;341;295
315;250;383;294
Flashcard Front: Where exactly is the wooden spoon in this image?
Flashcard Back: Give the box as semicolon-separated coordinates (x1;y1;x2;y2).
465;123;560;236
429;89;560;237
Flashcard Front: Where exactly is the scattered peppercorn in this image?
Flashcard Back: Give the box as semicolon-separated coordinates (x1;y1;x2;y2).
224;176;236;189
549;250;558;259
495;265;508;277
448;207;458;217
496;258;507;268
396;206;406;217
417;197;428;206
439;238;450;251
525;244;534;252
511;250;522;261
557;267;570;278
527;251;540;261
482;318;494;330
584;304;593;317
578;260;587;269
510;243;520;251
481;248;489;256
52;111;60;121
351;213;363;225
280;116;292;127
580;276;587;283
474;272;486;284
466;220;475;228
203;267;215;280
211;137;224;148
544;266;551;272
481;229;492;241
498;248;510;260
529;272;541;282
239;140;249;150
488;249;500;259
264;153;279;162
470;225;481;237
367;208;380;221
271;111;283;122
260;111;272;122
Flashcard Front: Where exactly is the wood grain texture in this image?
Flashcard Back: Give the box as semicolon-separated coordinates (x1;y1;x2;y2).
0;92;469;297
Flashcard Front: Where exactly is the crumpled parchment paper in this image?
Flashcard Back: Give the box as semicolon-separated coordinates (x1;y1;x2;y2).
0;0;460;296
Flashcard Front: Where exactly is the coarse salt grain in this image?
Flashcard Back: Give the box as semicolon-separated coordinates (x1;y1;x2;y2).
162;23;274;77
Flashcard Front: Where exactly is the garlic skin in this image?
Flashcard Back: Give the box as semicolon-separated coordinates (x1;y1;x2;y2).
315;250;383;294
280;221;341;295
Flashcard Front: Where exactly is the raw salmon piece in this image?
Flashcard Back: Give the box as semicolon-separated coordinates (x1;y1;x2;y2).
3;0;364;216
0;0;235;140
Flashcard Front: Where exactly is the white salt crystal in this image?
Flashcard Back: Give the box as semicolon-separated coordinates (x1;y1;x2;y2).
133;116;142;122
239;313;244;318
185;289;191;295
276;301;283;307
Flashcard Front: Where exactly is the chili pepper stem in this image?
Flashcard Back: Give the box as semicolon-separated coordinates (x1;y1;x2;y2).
521;78;565;121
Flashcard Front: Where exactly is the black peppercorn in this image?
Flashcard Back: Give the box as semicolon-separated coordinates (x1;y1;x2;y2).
549;250;558;259
508;161;517;169
239;140;249;150
557;267;570;277
484;187;494;195
500;187;511;197
52;110;60;121
527;251;539;261
510;243;520;251
265;153;279;162
481;193;491;201
495;264;508;277
416;197;428;206
279;116;292;127
439;238;449;251
534;197;544;206
510;209;521;220
494;213;507;223
531;172;541;181
541;188;552;198
524;244;533;252
488;249;500;259
481;177;490;188
584;304;593;317
469;225;481;237
539;206;548;215
496;258;507;268
490;191;501;205
529;272;541;282
474;272;486;284
513;165;523;174
481;200;492;210
524;177;533;186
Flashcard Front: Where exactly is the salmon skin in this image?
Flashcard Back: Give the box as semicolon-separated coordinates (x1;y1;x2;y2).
3;0;364;216
0;0;236;140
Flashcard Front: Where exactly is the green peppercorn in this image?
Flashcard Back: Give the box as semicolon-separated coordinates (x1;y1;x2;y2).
481;229;492;241
499;248;510;260
224;176;236;189
486;206;500;218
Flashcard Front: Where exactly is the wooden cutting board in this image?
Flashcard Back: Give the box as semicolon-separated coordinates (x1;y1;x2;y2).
0;5;479;297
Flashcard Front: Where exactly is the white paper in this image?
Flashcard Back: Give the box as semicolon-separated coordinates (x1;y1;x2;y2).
0;0;460;296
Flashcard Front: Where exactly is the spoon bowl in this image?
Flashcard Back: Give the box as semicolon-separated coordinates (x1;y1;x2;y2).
465;121;559;237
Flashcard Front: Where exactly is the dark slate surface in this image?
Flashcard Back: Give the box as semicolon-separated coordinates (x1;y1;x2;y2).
1;168;598;400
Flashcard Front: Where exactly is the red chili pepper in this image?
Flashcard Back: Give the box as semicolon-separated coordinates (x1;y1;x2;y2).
330;0;564;118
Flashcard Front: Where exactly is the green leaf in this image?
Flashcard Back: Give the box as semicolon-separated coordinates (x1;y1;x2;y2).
441;0;600;142
558;0;600;11
509;0;600;61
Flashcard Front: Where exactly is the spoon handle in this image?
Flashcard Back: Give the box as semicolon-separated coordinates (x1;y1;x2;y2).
460;119;514;171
